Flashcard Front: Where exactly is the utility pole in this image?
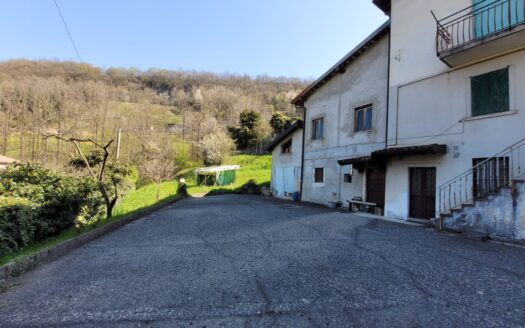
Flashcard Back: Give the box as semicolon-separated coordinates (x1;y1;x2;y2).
116;127;122;160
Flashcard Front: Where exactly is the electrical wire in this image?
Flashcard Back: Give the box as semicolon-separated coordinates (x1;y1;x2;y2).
401;118;464;146
54;0;82;63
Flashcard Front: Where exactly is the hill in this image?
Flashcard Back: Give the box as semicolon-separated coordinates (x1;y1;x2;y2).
0;60;309;169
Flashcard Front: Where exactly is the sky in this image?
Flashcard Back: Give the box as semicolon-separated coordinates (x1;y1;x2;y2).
0;0;388;79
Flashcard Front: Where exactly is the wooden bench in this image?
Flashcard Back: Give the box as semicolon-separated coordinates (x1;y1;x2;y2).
347;200;377;213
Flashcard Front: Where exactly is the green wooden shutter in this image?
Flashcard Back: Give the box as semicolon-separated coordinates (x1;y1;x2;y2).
471;67;509;117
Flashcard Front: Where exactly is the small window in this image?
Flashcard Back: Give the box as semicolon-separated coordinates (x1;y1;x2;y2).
344;174;352;183
314;168;324;183
281;139;292;154
312;117;324;140
471;68;509;117
354;105;373;132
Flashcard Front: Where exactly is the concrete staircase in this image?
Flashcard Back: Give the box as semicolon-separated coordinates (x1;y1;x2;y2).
439;181;525;240
437;138;525;241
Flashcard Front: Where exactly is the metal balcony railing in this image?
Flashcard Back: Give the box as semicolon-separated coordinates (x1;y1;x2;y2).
435;0;525;55
438;137;525;217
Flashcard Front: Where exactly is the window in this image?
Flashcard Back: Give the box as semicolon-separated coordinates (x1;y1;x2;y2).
354;105;373;132
471;68;509;117
312;117;324;140
314;168;324;183
344;165;353;183
281;139;292;154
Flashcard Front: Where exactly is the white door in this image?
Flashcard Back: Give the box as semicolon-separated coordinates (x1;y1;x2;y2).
283;167;295;194
274;167;284;196
273;167;295;197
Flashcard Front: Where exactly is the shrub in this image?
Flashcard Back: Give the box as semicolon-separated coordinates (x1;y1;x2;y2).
241;179;261;194
0;197;39;258
199;130;235;166
0;164;105;257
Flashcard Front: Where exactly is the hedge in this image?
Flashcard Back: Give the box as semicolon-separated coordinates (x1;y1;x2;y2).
0;164;105;258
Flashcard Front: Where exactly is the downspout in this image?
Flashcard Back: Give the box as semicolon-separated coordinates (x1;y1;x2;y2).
299;105;306;201
385;25;391;149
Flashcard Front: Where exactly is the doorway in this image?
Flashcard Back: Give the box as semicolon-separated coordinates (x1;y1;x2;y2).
366;168;386;212
409;167;436;219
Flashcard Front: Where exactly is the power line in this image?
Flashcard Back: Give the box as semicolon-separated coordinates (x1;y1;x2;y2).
53;0;82;63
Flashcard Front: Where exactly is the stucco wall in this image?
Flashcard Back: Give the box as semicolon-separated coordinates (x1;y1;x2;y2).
444;182;525;240
302;34;389;205
384;45;525;220
270;128;303;198
389;0;472;86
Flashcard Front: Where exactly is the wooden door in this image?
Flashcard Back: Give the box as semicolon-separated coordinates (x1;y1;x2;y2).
409;168;436;219
366;168;386;211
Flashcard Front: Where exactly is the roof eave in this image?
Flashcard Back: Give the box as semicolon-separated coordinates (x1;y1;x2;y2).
373;0;391;14
291;20;390;107
264;121;303;152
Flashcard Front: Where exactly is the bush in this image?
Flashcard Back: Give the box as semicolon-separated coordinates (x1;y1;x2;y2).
241;179;261;194
0;164;105;257
0;197;39;257
199;130;235;166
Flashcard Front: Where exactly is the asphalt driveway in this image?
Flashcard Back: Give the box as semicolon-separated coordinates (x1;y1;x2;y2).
0;194;524;327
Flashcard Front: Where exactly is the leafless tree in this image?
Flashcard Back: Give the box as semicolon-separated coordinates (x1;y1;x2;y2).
45;134;120;218
140;135;177;200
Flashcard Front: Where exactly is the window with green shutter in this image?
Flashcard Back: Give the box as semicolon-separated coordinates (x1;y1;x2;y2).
471;68;509;117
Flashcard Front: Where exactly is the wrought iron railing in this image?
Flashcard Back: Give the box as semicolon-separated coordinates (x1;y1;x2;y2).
438;137;525;216
435;0;525;55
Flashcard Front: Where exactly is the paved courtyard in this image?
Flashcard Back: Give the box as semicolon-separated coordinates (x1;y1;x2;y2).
0;194;524;327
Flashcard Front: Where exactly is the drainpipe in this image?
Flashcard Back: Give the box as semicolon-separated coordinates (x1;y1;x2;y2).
385;25;391;149
299;105;306;201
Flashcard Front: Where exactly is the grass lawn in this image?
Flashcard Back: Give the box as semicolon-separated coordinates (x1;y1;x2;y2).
186;155;271;195
0;181;180;266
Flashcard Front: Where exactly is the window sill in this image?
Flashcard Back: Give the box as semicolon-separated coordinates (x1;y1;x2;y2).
464;110;517;122
352;129;374;135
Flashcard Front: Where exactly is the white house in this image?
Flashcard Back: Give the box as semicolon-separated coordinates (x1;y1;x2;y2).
265;121;303;199
269;0;525;239
373;0;525;239
291;22;390;211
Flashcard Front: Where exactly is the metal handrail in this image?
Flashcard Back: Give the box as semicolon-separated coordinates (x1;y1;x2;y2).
438;137;525;216
435;0;525;55
439;0;506;25
440;137;525;187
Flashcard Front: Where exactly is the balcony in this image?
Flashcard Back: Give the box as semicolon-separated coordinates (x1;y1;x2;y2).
435;0;525;67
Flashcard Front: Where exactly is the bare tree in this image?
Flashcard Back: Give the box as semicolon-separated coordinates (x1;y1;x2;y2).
140;135;177;200
45;134;121;218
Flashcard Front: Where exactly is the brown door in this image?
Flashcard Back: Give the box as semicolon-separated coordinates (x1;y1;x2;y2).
409;168;436;219
366;168;386;211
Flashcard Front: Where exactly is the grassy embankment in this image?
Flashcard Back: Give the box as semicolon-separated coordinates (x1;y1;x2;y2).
0;181;180;266
185;154;271;196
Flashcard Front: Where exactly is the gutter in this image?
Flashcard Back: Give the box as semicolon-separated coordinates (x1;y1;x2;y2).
385;26;391;148
299;106;306;201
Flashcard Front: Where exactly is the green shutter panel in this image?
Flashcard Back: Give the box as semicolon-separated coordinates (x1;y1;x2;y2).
471;67;509;117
